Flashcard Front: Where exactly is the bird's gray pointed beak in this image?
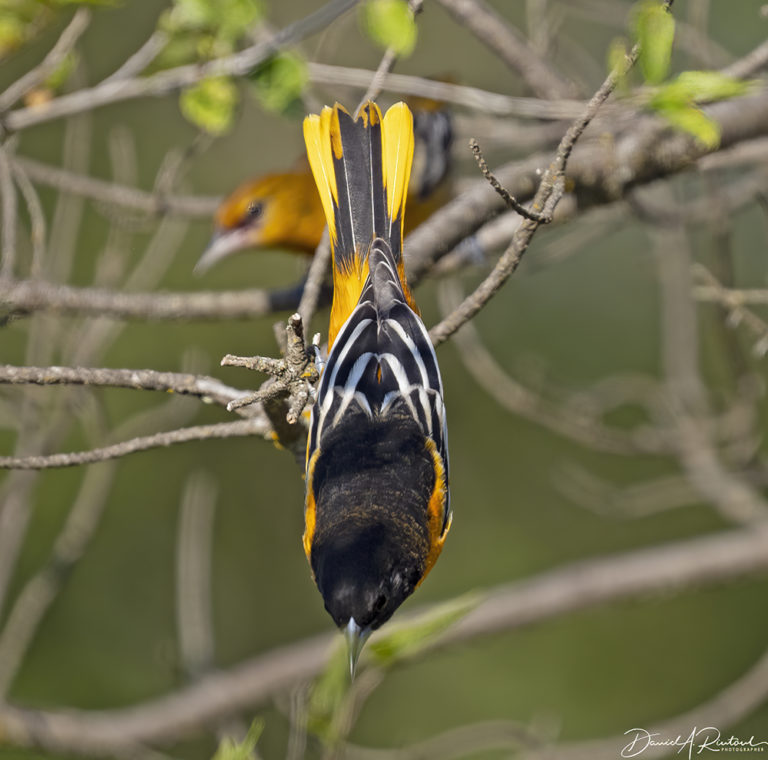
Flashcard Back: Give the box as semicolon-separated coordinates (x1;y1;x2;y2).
194;228;249;275
344;618;370;678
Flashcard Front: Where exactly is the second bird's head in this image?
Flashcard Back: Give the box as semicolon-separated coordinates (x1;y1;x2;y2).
195;168;325;273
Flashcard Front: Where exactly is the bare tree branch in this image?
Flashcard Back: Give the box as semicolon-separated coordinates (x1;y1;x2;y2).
428;42;638;345
0;523;766;754
722;37;768;80
435;280;671;455
435;0;575;99
308;63;587;118
2;0;361;133
469;137;554;223
519;644;768;760
406;88;768;287
11;155;219;217
355;0;426;110
101;30;169;84
0;8;91;113
0;419;268;470
176;473;217;680
0;143;17;277
0;278;302;321
0;364;255;413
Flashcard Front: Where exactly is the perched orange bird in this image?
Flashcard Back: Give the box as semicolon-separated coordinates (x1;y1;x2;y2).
196;103;453;273
302;101;451;673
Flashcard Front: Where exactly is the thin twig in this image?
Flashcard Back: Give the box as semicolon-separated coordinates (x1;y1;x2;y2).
297;233;332;333
0;523;766;753
176;473;217;679
3;0;360;132
428;45;639;345
469;138;552;223
0;143;17;277
309;63;587;119
519;644;768;760
405;90;768;288
721;37;768;80
566;0;730;69
0;391;199;694
653;220;768;526
435;280;670;455
0;278;300;322
355;0;425;109
693;264;768;355
10;159;47;275
0;419;267;470
0;364;256;413
11;155;219;217
0;8;91;113
343;719;542;760
221;312;318;458
101;30;168;84
435;0;574;99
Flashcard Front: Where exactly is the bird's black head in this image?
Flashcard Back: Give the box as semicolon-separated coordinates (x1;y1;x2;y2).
311;519;425;633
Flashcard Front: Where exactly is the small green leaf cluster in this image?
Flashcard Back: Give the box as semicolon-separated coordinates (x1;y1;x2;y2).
248;51;308;116
180;76;240;136
158;0;263;68
0;0;44;59
158;0;312;133
361;0;417;56
212;719;265;760
0;0;104;60
306;593;480;744
618;0;751;149
158;0;261;134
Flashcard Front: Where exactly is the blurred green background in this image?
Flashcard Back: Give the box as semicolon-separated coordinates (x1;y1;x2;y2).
1;1;768;758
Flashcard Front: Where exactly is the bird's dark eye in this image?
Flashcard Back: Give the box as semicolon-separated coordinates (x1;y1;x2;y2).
247;201;263;218
374;593;387;612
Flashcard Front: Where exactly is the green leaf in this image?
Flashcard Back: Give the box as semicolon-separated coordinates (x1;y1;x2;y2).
0;14;27;57
305;641;351;742
306;593;479;743
367;592;481;665
180;76;238;134
249;52;307;113
44;50;78;91
607;37;630;93
657;103;720;148
633;0;675;84
165;0;261;40
212;719;264;760
362;0;417;56
54;0;117;5
216;0;262;41
168;0;218;30
651;70;750;109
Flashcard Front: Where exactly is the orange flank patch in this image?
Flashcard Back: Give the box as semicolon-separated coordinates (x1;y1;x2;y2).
418;437;451;585
303;448;321;562
327;252;371;349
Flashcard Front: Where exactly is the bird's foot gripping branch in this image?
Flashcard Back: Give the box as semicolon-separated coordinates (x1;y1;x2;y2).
221;312;320;463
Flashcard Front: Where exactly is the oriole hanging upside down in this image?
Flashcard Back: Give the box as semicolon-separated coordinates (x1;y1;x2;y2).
301;101;451;674
196;102;452;273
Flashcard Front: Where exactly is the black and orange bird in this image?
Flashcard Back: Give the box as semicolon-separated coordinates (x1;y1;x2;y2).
196;101;453;273
302;101;451;672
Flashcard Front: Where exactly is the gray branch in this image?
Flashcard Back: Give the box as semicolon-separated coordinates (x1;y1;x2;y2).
0;523;765;754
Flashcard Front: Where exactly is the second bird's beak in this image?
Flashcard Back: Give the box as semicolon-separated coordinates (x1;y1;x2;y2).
195;228;250;275
344;618;371;678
